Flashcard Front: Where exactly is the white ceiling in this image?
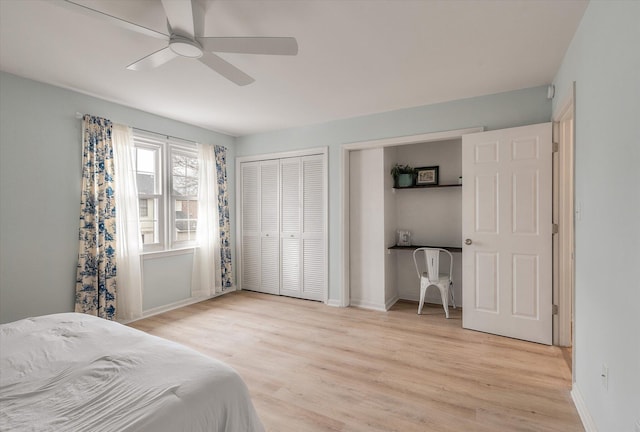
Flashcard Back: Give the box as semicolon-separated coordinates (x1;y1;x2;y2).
0;0;587;136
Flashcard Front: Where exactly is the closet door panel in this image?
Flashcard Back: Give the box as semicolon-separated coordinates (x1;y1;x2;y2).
280;158;301;234
240;162;260;291
302;238;324;300
280;238;301;296
303;156;324;234
259;160;279;294
301;155;325;301
241;236;260;291
260;235;279;294
260;161;279;234
241;163;259;234
280;158;301;296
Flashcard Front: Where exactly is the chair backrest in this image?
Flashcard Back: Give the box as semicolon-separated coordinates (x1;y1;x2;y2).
412;248;453;281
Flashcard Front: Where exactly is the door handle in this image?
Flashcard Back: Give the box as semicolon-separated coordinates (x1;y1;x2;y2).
465;238;472;245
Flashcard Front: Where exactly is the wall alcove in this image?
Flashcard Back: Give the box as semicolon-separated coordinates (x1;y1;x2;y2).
349;137;465;309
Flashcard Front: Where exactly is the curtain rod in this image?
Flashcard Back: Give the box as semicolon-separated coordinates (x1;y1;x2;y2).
75;112;198;145
131;127;197;145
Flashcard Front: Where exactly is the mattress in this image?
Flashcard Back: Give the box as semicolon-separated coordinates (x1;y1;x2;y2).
0;313;264;432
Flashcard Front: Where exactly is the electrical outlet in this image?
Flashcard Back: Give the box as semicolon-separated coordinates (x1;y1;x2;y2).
601;363;608;390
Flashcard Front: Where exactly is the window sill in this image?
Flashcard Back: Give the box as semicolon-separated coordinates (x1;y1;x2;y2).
141;246;199;260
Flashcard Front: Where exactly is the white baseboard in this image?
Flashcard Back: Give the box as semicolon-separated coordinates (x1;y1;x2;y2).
571;385;598;432
326;299;343;307
349;298;388;312
330;295;409;310
130;288;235;323
385;295;400;311
399;294;447;305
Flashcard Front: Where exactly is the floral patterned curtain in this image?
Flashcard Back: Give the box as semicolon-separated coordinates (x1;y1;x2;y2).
75;115;117;319
214;145;232;289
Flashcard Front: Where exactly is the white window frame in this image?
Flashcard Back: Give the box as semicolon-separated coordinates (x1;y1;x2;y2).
168;143;199;248
133;130;198;253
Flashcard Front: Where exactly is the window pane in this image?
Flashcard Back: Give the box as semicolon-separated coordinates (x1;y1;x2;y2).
136;147;159;194
173;175;186;196
140;198;159;245
185;179;198;197
136;173;155;195
171;153;198;197
175;199;198;242
172;154;186;176
186;161;198;178
139;198;148;217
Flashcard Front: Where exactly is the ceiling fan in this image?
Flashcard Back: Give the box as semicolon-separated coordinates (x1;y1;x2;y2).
58;0;298;86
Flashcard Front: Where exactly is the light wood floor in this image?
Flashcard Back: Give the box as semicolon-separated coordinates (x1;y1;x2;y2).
130;291;583;432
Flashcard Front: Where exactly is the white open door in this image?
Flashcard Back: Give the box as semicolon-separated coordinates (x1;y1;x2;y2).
462;123;553;345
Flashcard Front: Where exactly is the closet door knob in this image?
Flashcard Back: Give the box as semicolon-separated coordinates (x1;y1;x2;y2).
465;238;472;245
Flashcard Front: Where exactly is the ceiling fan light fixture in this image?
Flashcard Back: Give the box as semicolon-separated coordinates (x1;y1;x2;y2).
169;35;203;58
57;1;298;85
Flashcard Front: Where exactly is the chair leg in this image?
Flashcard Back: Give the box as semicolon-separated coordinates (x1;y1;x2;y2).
439;284;449;319
450;281;456;309
418;281;427;315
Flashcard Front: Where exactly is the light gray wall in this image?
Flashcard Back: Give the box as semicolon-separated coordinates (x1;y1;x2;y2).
142;252;193;310
0;72;236;324
552;2;640;431
395;139;462;246
236;86;551;302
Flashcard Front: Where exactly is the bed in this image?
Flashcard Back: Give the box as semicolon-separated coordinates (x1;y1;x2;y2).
0;313;264;432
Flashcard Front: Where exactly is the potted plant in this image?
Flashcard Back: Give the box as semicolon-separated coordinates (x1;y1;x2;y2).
390;164;415;188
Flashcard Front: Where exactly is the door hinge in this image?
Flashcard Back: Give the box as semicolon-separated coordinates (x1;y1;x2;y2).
552;121;560;147
552;223;559;234
552;142;559;152
552;304;559;315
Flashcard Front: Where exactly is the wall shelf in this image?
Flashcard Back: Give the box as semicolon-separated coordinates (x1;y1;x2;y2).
388;245;463;253
392;184;462;190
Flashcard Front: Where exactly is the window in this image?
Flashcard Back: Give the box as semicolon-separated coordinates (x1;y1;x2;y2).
171;149;198;243
133;131;199;252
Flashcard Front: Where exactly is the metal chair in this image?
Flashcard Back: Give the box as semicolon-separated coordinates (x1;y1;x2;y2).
412;248;455;318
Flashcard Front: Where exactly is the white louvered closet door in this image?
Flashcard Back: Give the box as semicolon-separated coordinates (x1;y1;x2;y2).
301;155;325;301
260;160;280;294
240;152;325;301
279;158;302;297
241;162;260;291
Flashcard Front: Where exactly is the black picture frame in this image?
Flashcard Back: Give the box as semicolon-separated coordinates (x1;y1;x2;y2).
415;166;439;185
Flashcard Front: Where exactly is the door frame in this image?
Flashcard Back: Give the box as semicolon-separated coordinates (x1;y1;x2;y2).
340;127;484;307
236;146;329;302
552;87;576;347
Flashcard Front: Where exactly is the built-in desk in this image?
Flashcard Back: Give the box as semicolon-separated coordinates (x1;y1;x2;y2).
388;245;462;253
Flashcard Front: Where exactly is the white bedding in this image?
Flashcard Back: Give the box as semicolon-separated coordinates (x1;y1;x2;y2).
0;313;264;432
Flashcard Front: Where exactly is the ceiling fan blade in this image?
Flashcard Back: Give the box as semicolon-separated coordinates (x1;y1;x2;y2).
198;52;255;86
198;37;299;55
126;47;178;71
161;0;196;38
191;0;206;38
56;0;168;40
